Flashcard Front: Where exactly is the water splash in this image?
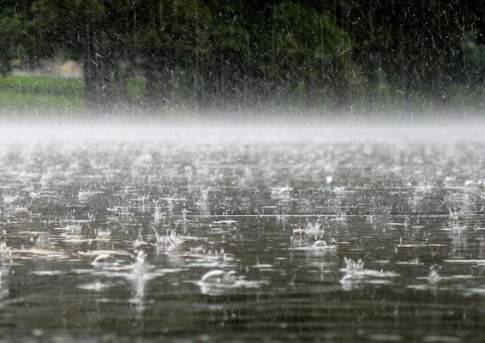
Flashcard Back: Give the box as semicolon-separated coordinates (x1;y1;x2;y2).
154;228;185;252
340;257;399;290
197;269;267;295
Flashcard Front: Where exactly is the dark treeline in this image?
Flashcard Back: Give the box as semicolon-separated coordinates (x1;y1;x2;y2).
1;0;485;111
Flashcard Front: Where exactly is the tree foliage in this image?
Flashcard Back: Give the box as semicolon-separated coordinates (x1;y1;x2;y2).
1;0;485;110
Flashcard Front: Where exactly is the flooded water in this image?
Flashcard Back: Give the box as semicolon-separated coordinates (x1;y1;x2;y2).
2;135;485;342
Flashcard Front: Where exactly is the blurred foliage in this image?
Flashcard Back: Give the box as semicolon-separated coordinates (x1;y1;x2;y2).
1;0;485;112
0;4;26;75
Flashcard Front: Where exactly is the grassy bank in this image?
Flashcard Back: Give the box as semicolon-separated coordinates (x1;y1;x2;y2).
0;75;145;111
1;74;485;116
0;75;84;110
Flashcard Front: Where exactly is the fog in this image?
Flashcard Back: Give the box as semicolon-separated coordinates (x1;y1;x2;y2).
1;111;485;144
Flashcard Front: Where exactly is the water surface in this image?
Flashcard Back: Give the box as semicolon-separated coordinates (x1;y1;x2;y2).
1;138;485;342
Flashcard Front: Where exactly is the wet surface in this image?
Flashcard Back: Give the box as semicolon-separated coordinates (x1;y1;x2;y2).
1;141;485;342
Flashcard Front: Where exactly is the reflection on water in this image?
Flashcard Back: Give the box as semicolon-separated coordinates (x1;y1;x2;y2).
1;141;485;341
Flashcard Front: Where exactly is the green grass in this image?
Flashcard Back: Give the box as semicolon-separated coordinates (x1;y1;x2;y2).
0;89;83;110
0;75;84;96
0;75;149;111
0;75;84;110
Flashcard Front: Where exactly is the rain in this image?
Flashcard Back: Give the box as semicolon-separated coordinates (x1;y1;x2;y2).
2;1;485;342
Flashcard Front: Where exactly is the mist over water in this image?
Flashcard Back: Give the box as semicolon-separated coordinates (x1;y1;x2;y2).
1;110;485;144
